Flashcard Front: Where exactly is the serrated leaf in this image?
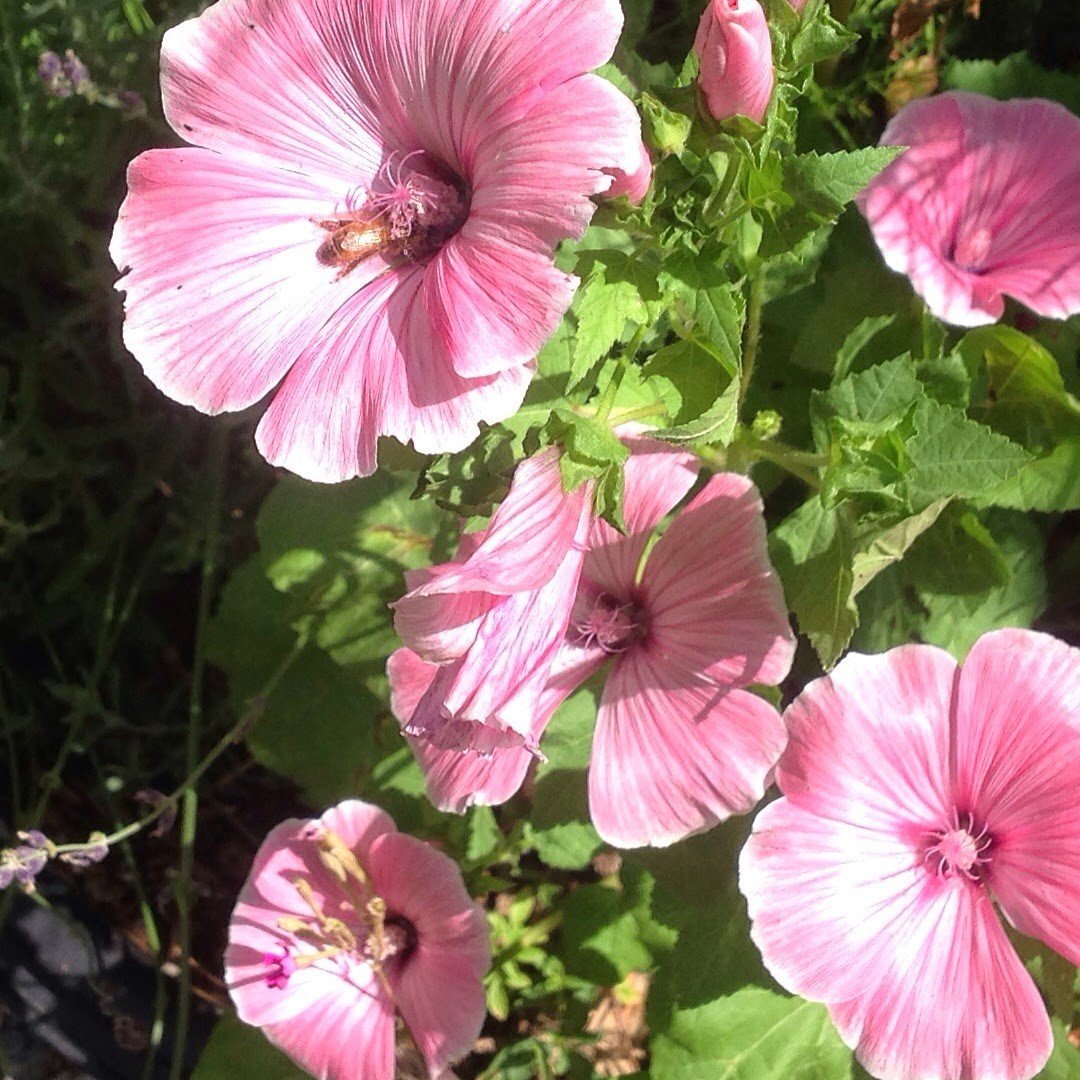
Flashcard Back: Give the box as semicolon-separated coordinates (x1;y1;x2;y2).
918;512;1047;660
812;355;924;448
651;988;852;1080
793;149;902;213
978;440;1080;512
961;325;1080;447
770;498;857;668
790;8;859;69
571;269;648;387
906;401;1032;502
903;505;1011;597
850;499;949;596
650;376;739;446
943;52;1080;115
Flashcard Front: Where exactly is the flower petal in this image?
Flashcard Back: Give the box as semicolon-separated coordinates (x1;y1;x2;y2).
641;474;795;687
582;437;699;599
740;800;1053;1080
776;645;957;831
955;628;1080;966
160;0;385;188
390;641;606;811
368;832;490;1072
264;966;397;1080
588;650;786;848
830;884;1052;1080
254;268;531;481
110;148;367;414
860;91;1080;326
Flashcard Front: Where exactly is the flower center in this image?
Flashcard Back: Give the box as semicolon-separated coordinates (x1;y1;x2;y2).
260;827;417;990
572;592;647;653
950;226;993;272
923;811;992;882
314;151;469;278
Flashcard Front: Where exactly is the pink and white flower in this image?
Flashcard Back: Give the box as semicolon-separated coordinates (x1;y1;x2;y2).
110;0;643;482
693;0;775;124
858;91;1080;327
226;799;490;1080
391;447;593;755
390;439;796;845
740;629;1080;1080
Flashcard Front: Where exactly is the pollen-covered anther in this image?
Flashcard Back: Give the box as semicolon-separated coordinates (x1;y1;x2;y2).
573;593;646;653
923;812;992;881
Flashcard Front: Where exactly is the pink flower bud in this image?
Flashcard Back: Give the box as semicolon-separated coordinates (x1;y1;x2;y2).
693;0;775;124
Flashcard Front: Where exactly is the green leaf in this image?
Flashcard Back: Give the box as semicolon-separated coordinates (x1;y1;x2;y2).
651;988;852;1080
194;1015;307;1080
961;325;1080;447
570;261;652;386
257;471;443;665
903;505;1011;597
770;498;858;668
789;148;903;221
906;401;1032;503
812;355;924;447
943;53;1080;115
559;877;659;985
789;5;859;69
918;512;1047;659
635;821;770;1022
832;316;897;384
529;689;603;869
979;439;1080;512
1038;1021;1080;1079
661;255;745;376
649;376;739;447
850;499;949;596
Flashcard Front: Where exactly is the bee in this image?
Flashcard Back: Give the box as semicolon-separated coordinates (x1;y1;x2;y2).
313;213;393;279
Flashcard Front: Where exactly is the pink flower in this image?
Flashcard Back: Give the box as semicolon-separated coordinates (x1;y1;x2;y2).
391;439;796;845
740;629;1080;1080
606;140;654;204
392;448;593;755
857;91;1080;327
693;0;775;124
110;0;643;482
226;799;490;1080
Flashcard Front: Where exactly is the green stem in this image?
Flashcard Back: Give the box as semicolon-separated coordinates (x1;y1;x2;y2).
740;277;764;402
593;359;627;425
50;641;303;859
169;426;228;1080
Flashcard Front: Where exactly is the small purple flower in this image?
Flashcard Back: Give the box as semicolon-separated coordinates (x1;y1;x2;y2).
0;862;14;890
38;50;71;97
18;830;50;850
59;832;109;868
61;49;91;94
11;845;47;885
118;90;146;118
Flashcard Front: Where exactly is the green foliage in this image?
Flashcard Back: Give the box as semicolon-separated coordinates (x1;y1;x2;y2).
651;990;852;1080
6;3;1078;1080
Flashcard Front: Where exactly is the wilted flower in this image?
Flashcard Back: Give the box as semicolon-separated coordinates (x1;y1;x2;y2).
391;440;795;846
858;90;1080;326
740;629;1080;1080
392;448;592;755
693;0;775;124
226;799;490;1079
110;0;643;482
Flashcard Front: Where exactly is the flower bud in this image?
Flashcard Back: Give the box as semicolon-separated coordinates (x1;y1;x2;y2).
693;0;775;124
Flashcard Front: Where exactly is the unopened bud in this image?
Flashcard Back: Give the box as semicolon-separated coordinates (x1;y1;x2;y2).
694;0;775;124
